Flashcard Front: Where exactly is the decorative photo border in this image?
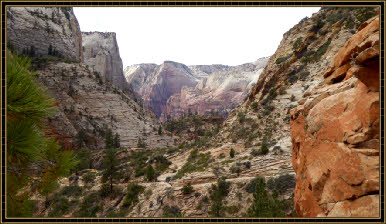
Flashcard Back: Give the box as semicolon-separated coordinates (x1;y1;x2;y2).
1;1;384;223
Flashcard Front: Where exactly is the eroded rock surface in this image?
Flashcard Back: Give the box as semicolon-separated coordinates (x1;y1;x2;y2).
124;61;199;117
290;16;379;217
7;7;83;61
162;59;268;121
82;32;130;90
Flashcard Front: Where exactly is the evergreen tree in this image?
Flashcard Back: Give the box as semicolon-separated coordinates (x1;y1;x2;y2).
137;138;146;148
230;148;235;158
76;129;87;148
247;177;286;217
113;133;120;149
158;126;162;135
102;148;119;192
48;44;53;55
208;177;230;217
6;51;78;216
105;128;113;149
145;164;155;182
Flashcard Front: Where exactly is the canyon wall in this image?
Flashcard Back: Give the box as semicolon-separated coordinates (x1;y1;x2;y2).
7;7;83;61
6;7;175;150
162;59;268;121
82;32;130;90
124;61;201;117
290;16;379;217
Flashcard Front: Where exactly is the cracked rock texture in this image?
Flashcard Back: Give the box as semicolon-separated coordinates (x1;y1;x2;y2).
82;32;130;90
290;16;379;217
7;7;83;61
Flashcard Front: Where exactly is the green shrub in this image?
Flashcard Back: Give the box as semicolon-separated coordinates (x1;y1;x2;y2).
99;183;111;198
48;196;73;217
144;189;153;200
73;192;101;217
251;102;258;111
162;205;183;217
292;37;303;50
267;174;296;194
123;183;145;208
355;7;376;25
73;148;91;172
260;142;269;155
58;185;83;198
275;55;291;64
225;204;240;215
175;150;211;179
237;112;246;123
209;177;230;217
145;165;156;182
137;138;146;148
247;178;287;217
230;148;235;158
182;183;194;195
83;171;95;185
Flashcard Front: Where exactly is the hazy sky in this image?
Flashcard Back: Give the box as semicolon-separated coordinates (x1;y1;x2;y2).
74;7;320;67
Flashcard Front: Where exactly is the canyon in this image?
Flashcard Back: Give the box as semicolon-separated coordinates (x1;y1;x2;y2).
5;6;380;219
124;58;268;121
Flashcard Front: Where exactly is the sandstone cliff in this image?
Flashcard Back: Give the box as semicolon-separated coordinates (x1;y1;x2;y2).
6;7;175;150
290;16;379;217
162;58;268;121
124;61;200;117
7;7;83;61
82;31;130;90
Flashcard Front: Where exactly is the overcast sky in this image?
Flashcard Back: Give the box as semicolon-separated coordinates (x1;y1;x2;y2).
74;7;320;67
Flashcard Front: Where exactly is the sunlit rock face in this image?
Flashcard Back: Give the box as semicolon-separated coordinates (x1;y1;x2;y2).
82;31;130;90
124;58;268;121
290;16;379;217
7;7;83;61
162;58;268;122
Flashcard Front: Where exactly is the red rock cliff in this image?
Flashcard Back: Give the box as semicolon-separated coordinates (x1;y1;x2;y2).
290;16;379;217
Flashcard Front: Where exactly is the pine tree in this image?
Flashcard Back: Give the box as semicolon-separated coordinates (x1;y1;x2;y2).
102;148;119;192
247;177;286;217
105;128;113;149
113;133;120;149
6;51;78;216
208;177;230;217
145;164;155;182
158;126;162;135
48;44;53;55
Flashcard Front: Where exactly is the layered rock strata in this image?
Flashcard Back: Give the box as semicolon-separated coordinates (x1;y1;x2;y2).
7;7;83;61
82;32;130;90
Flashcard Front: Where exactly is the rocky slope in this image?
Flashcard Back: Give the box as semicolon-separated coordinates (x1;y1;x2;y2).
7;7;83;61
162;58;268;121
36;62;175;150
7;7;175;150
82;32;130;91
290;16;379;217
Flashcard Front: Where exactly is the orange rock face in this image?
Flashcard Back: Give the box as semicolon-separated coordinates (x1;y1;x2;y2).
290;16;380;217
